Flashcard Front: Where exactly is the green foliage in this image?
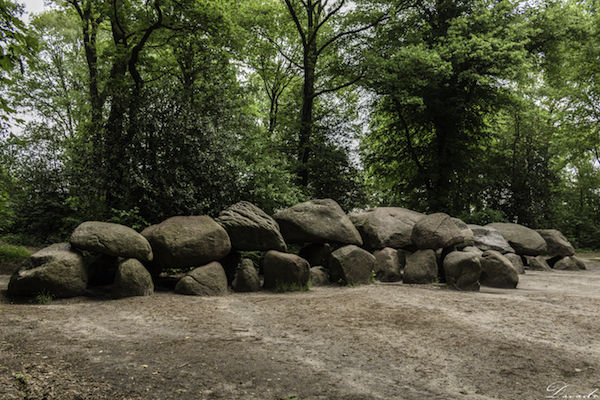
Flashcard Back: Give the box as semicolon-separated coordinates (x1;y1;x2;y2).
32;290;54;305
107;208;148;232
458;209;508;226
0;243;30;264
272;280;310;293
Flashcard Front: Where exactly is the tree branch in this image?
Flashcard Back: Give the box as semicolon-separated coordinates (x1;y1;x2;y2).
317;13;389;55
313;72;363;98
284;0;307;48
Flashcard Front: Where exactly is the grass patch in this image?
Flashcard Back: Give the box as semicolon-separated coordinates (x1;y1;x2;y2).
0;244;31;264
273;281;310;293
31;290;54;305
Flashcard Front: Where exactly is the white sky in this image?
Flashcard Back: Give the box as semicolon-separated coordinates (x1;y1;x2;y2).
20;0;51;17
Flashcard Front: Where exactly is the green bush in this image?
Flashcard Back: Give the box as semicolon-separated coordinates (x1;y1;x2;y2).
0;244;30;264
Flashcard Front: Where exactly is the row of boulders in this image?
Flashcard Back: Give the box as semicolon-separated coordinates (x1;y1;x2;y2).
6;199;587;300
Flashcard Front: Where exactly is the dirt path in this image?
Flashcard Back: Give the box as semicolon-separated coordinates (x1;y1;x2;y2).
1;261;600;400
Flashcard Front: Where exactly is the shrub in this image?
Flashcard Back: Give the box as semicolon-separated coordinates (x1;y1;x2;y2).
0;244;30;264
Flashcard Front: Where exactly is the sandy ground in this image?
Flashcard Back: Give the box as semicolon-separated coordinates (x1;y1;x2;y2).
1;257;599;400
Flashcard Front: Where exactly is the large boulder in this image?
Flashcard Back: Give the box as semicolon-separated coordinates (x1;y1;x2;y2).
112;259;154;298
349;208;423;250
232;259;261;293
503;253;525;274
274;199;362;245
263;251;310;290
468;225;514;254
525;255;552;271
372;247;403;282
310;266;330;286
403;250;438;284
8;243;88;298
443;251;481;291
451;218;475;248
328;245;375;285
486;223;547;256
216;202;286;252
175;262;228;296
480;250;519;289
411;213;465;250
142;216;231;270
70;221;153;262
536;229;575;257
298;243;333;267
553;256;579;271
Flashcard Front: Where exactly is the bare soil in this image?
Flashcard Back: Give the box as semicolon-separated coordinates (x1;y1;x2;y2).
1;257;600;400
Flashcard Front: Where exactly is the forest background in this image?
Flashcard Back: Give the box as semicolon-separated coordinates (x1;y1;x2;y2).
0;0;598;249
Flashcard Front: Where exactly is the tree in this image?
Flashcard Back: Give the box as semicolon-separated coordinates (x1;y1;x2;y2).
281;0;392;186
362;0;531;214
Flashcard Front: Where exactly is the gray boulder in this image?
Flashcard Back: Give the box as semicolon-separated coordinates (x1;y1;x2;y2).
299;243;333;267
372;247;403;282
411;213;465;250
443;251;481;291
536;229;575;257
403;249;438;284
525;255;552;271
573;256;587;270
263;251;310;290
480;250;519;288
113;258;154;298
451;218;475;247
70;221;153;262
8;243;88;298
274;199;362;245
468;225;515;254
175;262;228;296
553;256;579;271
310;266;330;286
503;253;525;274
349;207;423;250
232;259;261;292
217;202;286;252
328;245;375;285
486;223;547;256
142;216;231;270
462;246;483;256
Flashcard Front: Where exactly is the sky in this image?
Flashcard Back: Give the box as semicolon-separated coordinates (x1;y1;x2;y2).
20;0;50;17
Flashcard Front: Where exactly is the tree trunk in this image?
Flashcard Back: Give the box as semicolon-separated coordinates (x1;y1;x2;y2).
298;41;317;187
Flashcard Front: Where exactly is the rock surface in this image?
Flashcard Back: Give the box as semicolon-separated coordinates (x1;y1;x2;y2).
328;245;375;286
70;221;153;262
372;247;403;282
263;251;310;290
309;266;329;286
536;229;575;257
299;243;333;267
443;251;481;291
411;213;465;250
553;256;579;271
349;207;423;250
175;262;228;296
525;256;552;271
403;250;438;284
451;218;475;248
232;259;261;292
217;202;286;252
486;223;547;256
503;253;525;274
480;250;519;289
142;216;231;270
112;259;154;298
468;225;515;254
8;243;88;298
274;199;362;245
